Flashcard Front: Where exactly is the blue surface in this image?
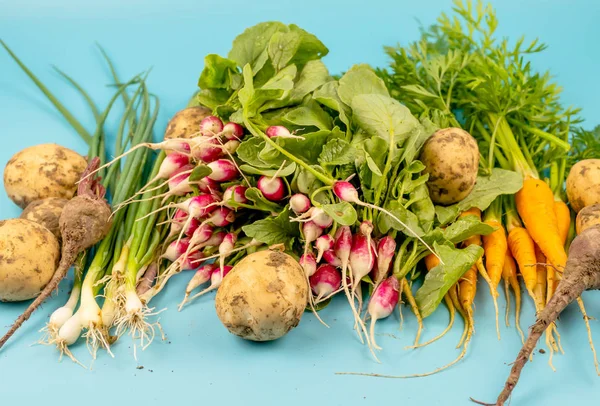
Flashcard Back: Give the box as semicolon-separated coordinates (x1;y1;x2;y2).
1;1;600;404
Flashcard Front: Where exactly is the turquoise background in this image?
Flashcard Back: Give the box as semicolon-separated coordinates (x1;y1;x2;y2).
1;1;599;404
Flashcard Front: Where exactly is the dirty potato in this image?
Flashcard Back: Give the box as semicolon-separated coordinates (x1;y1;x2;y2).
3;143;86;209
215;250;308;341
419;128;479;205
0;219;60;302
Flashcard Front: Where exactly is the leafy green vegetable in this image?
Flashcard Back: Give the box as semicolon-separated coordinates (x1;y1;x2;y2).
240;162;297;177
189;164;213;182
198;54;239;90
318;139;356;167
321;202;358;226
283;99;333;130
228;22;286;71
242;208;299;246
378;201;425;236
337;64;388;107
351;94;419;143
244;187;281;212
415;243;483;317
443;215;495;244
436;168;523;224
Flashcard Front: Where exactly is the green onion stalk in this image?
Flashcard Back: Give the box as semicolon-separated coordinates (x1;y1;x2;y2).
112;151;170;355
0;42;150;360
54;80;158;360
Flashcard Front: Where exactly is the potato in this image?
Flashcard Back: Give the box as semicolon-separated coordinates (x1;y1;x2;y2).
3;143;87;209
0;218;60;302
215;250;308;341
576;204;600;235
419;128;479;205
163;106;212;141
20;197;68;240
566;159;600;213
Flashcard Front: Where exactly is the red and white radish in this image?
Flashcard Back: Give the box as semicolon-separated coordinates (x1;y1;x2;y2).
290;193;311;214
199;115;224;136
367;276;400;350
333;181;441;263
315;234;334;262
178;264;218;310
310;264;342;302
299;252;317;277
206;159;239;182
257;175;286;201
222;122;244;141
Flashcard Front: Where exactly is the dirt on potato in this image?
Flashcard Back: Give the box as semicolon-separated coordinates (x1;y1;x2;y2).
215;250;308;342
4;143;87;209
20;197;68;240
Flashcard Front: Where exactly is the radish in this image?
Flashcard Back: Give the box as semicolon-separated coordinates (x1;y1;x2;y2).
291;207;333;228
299;252;317;277
167;167;195;196
193;137;223;162
257;175;286;201
302;221;323;256
323;249;342;267
312;208;333;229
182;265;234;306
222;185;248;209
199;115;224;136
373;236;396;285
178;264;218;310
206;159;239;182
222;140;241;154
168;209;200;238
218;233;237;276
266;125;291;138
315;234;334;262
367;276;400;350
210;207;236;227
333;181;441;263
163;238;191;262
222;122;244;141
117;153;191;209
310;264;342;302
197;176;221;196
79;139;193;183
290;193;311;214
178;250;205;271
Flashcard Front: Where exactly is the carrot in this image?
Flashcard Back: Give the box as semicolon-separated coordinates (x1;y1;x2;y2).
548;199;570;302
507;226;537;299
502;252;524;343
554;199;571;246
482;198;506;339
408;254;458;349
515;178;567;270
460;208;500;339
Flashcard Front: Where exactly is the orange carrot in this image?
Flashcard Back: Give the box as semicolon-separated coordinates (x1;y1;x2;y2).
515;178;567;269
461;208;500;338
554;200;571;246
547;200;570;301
483;219;507;289
502;253;524;343
507;227;537;297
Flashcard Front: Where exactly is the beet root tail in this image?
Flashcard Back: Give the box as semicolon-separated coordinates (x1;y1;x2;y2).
0;252;76;350
495;277;585;405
